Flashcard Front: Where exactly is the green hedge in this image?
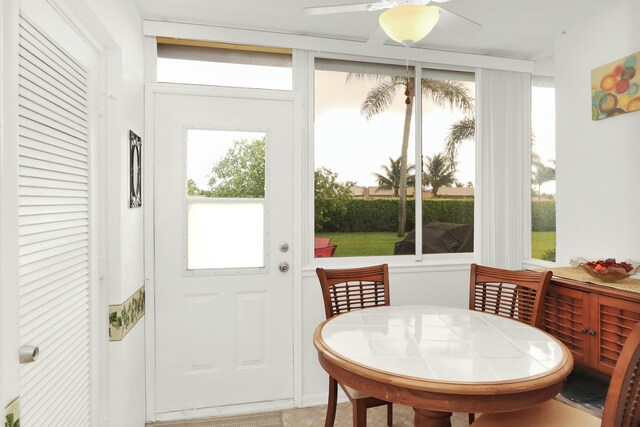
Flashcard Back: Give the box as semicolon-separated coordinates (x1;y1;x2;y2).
531;200;556;231
329;198;474;232
424;198;474;225
319;198;554;232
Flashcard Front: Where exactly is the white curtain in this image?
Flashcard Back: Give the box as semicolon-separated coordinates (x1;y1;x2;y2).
475;69;531;269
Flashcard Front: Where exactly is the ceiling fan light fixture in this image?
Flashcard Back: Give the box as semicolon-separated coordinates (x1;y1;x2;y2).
379;5;440;47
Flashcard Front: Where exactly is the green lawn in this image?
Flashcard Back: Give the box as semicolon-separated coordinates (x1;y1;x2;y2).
531;231;556;261
315;232;405;257
316;231;556;259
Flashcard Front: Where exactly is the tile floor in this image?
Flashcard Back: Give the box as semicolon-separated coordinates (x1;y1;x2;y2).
282;403;468;427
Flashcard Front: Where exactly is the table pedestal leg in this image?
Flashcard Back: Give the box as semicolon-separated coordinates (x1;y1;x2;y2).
413;408;452;427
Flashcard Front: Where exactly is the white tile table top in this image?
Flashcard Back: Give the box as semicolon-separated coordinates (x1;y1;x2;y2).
321;305;566;383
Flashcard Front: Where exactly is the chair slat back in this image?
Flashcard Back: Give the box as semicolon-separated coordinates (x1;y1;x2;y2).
469;264;551;327
602;323;640;427
316;264;389;319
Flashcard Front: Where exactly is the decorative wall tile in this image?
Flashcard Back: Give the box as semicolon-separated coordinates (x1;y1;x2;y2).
5;397;20;427
109;285;145;341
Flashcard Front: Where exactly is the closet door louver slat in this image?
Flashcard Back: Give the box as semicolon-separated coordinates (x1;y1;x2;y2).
18;15;92;427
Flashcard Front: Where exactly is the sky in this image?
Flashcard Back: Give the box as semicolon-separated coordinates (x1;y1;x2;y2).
315;69;476;188
160;58;556;195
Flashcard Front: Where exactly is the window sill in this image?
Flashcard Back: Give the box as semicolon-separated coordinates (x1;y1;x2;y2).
302;253;473;277
522;258;558;270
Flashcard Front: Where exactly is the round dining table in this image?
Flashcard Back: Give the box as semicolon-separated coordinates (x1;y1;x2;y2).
314;305;574;427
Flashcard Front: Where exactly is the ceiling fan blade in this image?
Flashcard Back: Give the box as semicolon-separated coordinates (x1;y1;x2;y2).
304;2;379;15
437;6;482;37
366;26;389;45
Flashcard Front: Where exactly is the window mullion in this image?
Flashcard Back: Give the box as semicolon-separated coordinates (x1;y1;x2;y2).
414;65;423;260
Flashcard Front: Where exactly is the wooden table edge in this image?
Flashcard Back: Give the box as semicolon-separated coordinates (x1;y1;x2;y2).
313;311;574;396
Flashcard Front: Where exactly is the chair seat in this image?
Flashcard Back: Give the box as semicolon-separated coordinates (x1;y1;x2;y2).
472;399;601;427
341;384;369;400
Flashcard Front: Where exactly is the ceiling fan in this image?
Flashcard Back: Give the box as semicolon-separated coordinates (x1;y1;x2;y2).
304;0;482;45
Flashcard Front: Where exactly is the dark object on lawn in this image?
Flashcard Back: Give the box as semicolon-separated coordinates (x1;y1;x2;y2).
394;222;473;255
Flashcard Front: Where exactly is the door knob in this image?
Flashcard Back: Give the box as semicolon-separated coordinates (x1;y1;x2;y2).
19;345;39;364
279;262;289;273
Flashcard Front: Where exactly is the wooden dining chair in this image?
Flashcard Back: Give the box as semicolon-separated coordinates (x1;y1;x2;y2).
468;263;552;424
472;322;640;427
469;263;552;328
315;264;393;427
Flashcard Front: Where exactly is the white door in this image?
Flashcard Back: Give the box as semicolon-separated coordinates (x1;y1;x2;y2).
16;5;100;426
153;91;295;414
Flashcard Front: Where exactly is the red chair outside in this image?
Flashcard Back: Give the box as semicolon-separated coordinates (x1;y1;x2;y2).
314;237;337;257
314;237;331;249
315;245;337;258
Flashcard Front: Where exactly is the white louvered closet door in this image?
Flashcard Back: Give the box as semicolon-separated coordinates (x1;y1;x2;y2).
18;15;92;426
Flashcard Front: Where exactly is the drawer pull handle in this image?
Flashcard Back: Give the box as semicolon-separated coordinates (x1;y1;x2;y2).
589;329;596;336
581;328;587;333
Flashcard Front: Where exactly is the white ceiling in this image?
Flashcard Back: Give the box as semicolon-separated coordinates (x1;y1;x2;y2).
135;0;617;61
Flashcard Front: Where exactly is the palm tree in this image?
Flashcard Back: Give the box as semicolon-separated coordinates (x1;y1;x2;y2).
349;73;473;236
423;153;457;198
445;120;555;198
531;152;556;199
372;157;415;197
444;117;476;161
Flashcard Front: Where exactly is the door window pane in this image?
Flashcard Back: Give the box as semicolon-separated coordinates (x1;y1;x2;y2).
187;202;264;269
531;79;556;262
187;129;266;269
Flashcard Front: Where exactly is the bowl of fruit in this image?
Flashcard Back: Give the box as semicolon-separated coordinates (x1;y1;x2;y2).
571;258;640;282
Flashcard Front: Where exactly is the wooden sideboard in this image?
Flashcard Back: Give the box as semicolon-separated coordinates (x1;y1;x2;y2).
542;270;640;376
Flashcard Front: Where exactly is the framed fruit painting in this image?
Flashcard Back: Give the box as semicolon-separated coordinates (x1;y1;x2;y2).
591;51;640;121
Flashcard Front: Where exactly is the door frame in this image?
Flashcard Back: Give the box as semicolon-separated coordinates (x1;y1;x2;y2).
144;83;303;421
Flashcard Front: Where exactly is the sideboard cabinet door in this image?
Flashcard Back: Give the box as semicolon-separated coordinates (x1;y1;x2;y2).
543;285;589;367
591;295;640;376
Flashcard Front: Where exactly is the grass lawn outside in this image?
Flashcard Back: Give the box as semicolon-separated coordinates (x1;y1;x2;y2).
315;232;405;257
316;231;556;259
531;231;556;261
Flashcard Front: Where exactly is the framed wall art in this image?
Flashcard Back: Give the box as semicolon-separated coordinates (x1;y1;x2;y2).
129;130;142;208
592;51;640;121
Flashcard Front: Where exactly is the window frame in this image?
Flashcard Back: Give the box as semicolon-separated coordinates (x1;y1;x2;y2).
307;51;476;266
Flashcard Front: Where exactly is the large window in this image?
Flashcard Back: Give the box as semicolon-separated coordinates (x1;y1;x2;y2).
531;78;556;262
156;38;292;90
314;58;475;258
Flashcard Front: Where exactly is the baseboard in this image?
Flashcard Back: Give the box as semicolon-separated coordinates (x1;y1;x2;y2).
153;399;295;422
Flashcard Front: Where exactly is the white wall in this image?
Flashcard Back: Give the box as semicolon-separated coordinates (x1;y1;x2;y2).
64;0;146;425
81;1;146;425
555;0;640;265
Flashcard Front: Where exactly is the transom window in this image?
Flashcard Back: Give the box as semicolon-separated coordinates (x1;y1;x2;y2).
157;38;292;91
